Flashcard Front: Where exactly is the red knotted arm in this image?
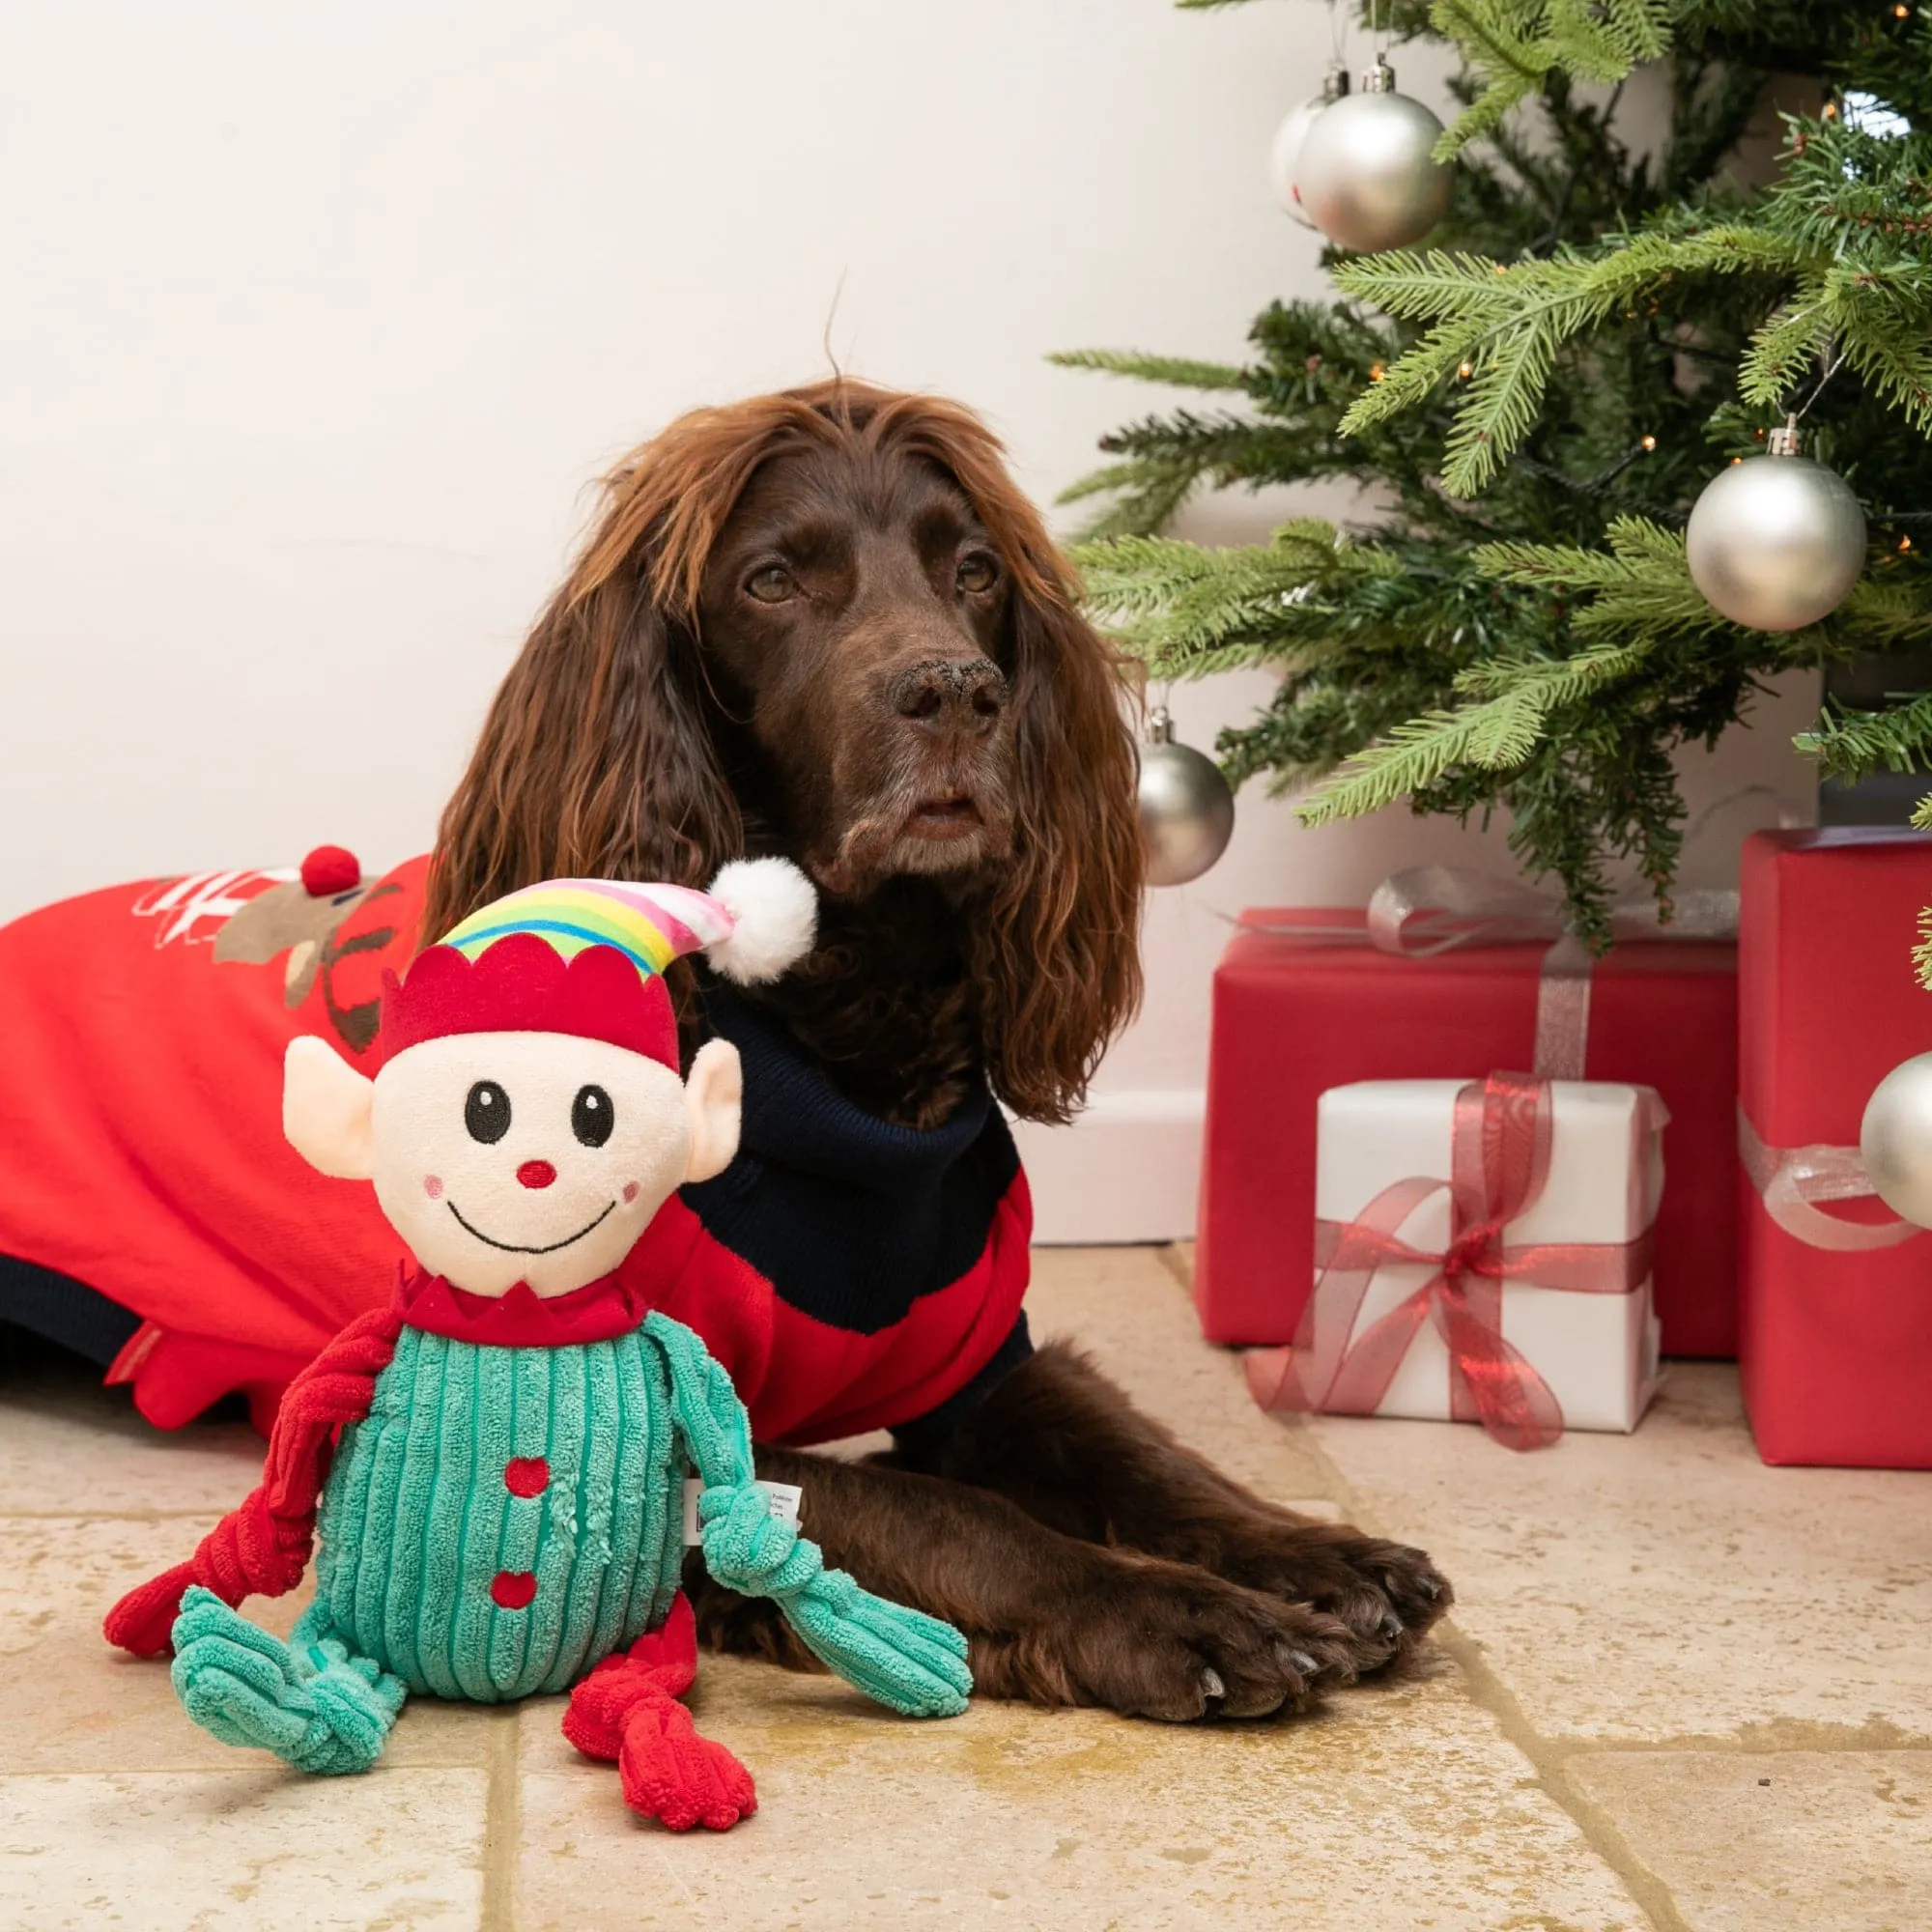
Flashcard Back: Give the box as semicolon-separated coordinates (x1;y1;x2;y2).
103;1305;404;1658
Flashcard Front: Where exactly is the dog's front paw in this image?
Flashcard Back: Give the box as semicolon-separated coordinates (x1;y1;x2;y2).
1002;1558;1361;1721
1209;1520;1452;1670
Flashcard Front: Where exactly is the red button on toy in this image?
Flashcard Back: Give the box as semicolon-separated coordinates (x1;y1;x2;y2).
491;1570;537;1610
503;1457;550;1498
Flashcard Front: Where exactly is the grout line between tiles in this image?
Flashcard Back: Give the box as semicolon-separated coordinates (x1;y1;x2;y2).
1289;1418;1688;1932
1426;1627;1690;1932
479;1701;522;1932
1533;1729;1932;1756
1152;1245;1684;1932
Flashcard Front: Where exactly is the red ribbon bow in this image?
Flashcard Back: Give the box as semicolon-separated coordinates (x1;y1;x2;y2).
1245;1071;1654;1452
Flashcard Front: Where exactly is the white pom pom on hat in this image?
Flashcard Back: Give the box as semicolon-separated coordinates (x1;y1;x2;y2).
703;857;819;984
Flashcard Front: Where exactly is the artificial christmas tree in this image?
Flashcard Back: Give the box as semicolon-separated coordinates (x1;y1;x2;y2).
1060;0;1932;946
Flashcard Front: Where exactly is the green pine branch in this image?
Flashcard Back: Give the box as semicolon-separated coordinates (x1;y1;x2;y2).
1335;228;1810;495
1429;0;1673;159
1297;637;1653;823
1045;349;1248;390
1472;517;1738;635
1794;692;1932;783
1738;277;1833;411
1074;522;1401;675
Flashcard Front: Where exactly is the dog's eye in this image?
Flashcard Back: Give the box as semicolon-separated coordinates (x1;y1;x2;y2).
465;1081;512;1145
571;1084;614;1149
746;565;795;605
956;553;999;596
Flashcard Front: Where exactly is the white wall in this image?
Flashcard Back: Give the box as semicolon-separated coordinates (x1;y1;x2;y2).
0;1;1816;1236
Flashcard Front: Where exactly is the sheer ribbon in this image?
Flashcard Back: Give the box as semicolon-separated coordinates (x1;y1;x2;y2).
1736;1104;1918;1252
1245;1072;1657;1451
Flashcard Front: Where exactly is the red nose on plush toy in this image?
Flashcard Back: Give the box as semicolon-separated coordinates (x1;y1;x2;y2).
516;1160;556;1189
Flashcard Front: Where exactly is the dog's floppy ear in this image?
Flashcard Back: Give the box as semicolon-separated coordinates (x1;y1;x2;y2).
423;436;764;946
980;584;1146;1123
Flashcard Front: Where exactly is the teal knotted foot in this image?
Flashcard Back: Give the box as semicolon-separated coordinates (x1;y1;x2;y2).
169;1586;404;1775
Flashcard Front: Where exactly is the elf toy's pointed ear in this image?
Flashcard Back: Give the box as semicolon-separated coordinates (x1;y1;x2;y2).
682;1037;742;1184
284;1035;376;1179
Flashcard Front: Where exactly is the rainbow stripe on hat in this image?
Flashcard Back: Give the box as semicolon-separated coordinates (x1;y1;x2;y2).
437;879;735;981
381;861;813;1064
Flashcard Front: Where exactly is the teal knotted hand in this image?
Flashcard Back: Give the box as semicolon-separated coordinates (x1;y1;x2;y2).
695;1480;971;1717
646;1313;972;1719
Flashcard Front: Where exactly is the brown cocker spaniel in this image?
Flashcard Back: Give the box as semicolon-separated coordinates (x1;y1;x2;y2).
426;379;1448;1719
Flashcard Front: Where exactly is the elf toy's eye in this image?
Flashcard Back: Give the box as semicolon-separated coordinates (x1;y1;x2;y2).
572;1084;614;1148
465;1081;512;1144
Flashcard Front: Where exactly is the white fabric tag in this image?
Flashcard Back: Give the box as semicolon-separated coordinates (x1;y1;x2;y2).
682;1477;804;1546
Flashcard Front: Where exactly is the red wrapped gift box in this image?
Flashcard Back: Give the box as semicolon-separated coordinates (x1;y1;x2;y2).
1739;830;1932;1467
1197;908;1739;1358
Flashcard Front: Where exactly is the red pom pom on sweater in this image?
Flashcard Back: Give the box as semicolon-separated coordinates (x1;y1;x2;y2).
300;845;361;897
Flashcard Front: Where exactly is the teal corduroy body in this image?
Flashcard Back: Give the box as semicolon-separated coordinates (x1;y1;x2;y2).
313;1323;685;1702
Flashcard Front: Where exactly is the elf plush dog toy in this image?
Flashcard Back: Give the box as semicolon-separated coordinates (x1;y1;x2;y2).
103;862;972;1831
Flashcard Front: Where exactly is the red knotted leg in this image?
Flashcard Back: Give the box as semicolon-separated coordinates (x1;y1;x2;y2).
562;1594;756;1833
616;1693;756;1833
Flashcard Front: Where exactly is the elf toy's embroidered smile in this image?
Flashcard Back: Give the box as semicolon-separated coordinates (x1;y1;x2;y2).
444;1196;615;1254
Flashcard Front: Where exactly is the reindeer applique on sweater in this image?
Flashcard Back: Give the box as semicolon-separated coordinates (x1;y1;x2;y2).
103;862;971;1832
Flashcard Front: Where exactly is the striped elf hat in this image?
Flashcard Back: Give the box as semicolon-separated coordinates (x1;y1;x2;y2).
380;860;816;1067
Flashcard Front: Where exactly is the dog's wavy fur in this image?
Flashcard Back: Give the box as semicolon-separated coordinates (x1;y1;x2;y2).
424;380;1143;1125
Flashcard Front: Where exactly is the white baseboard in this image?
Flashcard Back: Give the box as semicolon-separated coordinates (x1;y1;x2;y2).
1009;1088;1205;1245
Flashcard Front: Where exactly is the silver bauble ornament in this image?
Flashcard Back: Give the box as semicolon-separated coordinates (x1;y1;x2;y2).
1139;706;1236;887
1686;422;1867;632
1860;1050;1932;1229
1268;64;1350;228
1291;61;1454;254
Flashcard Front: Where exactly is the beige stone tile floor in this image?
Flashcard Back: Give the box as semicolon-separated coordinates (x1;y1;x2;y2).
2;1245;1929;1930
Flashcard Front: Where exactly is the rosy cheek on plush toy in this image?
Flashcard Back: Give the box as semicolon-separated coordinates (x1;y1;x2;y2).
103;860;972;1832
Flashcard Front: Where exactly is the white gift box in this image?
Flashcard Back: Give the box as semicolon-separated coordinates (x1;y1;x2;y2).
1312;1079;1665;1435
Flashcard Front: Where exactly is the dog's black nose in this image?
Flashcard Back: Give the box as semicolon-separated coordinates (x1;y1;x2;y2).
889;657;1008;737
